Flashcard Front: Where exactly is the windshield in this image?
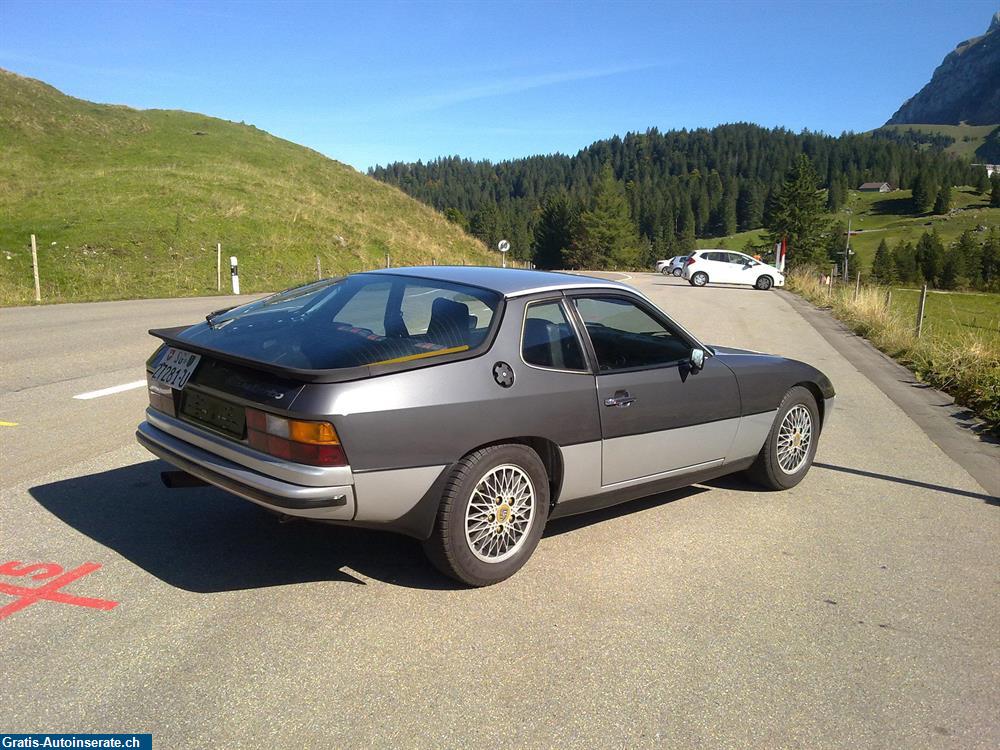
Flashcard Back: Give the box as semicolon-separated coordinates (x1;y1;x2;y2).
177;274;502;370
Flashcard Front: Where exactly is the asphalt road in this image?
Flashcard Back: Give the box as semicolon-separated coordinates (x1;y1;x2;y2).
1;276;997;749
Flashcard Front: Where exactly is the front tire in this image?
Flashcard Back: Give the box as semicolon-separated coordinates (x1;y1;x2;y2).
747;386;820;490
660;267;671;275
672;268;682;277
423;444;549;586
690;271;709;287
755;275;773;290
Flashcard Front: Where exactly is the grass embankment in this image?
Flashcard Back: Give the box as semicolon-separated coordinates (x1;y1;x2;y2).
788;270;1000;434
0;69;492;305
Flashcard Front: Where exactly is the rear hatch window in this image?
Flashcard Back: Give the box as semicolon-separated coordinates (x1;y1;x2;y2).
175;274;502;371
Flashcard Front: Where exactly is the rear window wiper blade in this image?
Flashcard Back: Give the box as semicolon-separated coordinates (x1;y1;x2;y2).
206;305;238;328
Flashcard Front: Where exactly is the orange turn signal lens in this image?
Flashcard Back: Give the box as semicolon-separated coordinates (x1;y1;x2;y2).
288;419;339;445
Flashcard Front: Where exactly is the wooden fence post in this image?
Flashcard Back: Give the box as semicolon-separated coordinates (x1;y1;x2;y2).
915;284;928;338
30;234;41;302
385;253;390;268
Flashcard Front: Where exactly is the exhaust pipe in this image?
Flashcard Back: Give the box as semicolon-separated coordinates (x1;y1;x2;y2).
160;470;208;489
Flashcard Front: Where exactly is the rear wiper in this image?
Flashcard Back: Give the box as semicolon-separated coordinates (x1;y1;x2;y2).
206;306;237;328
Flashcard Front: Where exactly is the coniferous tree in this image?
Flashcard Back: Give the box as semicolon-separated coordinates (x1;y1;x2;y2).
470;204;501;248
973;167;990;194
736;182;763;231
719;187;738;236
567;164;641;269
982;229;1000;288
677;198;696;251
894;240;919;284
444;207;469;231
369;124;964;259
915;230;945;286
766;154;828;266
532;192;576;270
954;230;982;287
825;221;847;263
871;239;897;285
911;170;936;213
991;175;1000;208
933;184;952;214
939;250;962;290
826;179;844;212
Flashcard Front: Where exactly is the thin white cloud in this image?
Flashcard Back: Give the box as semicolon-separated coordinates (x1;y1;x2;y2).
401;62;661;113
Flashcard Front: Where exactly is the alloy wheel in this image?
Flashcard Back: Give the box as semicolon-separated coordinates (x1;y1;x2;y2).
776;404;812;474
464;464;536;563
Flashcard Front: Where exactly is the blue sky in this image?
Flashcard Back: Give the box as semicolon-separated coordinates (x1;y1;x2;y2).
1;0;996;170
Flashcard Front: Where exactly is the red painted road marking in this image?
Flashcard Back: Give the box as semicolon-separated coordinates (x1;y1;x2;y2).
0;560;119;621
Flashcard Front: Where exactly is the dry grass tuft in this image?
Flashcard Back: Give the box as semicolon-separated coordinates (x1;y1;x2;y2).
788;269;1000;434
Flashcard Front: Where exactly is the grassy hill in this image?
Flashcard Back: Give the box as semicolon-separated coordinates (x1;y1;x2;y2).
0;69;492;305
875;123;998;160
700;186;999;273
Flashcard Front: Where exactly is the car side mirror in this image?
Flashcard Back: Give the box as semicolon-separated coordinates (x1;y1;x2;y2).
689;348;705;372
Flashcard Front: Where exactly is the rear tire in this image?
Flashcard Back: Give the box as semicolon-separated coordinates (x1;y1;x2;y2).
690;271;708;287
672;268;682;277
422;444;549;587
660;267;671;275
755;275;773;290
747;386;819;490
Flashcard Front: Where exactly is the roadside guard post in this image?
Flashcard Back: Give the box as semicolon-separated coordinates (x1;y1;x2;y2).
230;256;240;295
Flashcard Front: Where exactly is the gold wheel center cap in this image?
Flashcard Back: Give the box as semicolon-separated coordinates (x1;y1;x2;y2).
496;504;511;525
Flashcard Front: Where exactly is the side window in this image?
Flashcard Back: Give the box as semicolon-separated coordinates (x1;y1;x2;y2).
331;281;392;335
522;301;586;371
574;296;691;372
400;283;495;347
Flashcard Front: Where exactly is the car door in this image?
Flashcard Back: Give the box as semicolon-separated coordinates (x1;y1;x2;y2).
728;252;759;286
571;294;741;486
702;251;734;284
718;252;748;284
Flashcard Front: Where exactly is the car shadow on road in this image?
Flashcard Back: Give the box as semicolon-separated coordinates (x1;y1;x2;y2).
813;462;998;506
29;459;463;593
544;486;709;537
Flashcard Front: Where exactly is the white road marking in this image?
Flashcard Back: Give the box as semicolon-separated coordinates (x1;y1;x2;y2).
73;380;147;400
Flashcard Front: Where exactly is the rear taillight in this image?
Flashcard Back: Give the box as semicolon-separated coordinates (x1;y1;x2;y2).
147;375;176;416
686;257;696;266
245;408;347;466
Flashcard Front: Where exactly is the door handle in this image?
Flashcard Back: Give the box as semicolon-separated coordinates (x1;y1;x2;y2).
604;390;636;408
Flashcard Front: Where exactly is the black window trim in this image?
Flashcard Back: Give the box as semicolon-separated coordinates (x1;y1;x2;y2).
566;291;706;375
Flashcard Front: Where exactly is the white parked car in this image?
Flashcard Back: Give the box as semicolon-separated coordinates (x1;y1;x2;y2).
682;250;785;290
654;256;688;276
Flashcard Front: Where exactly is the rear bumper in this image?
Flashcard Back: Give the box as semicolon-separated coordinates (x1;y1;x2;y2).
136;420;356;520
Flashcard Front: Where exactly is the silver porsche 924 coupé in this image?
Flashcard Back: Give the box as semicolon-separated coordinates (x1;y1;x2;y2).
137;267;834;586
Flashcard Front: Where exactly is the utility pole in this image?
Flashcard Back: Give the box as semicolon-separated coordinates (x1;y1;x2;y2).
843;216;851;281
